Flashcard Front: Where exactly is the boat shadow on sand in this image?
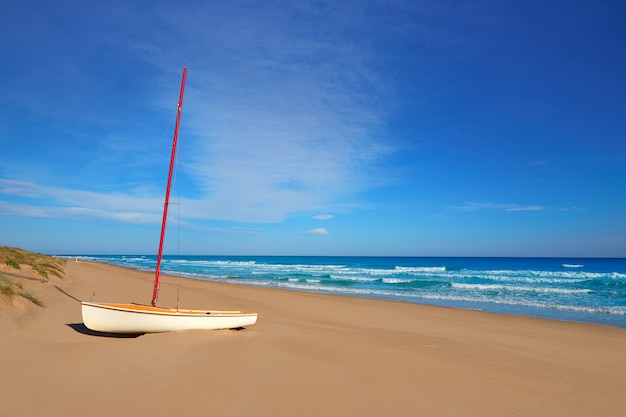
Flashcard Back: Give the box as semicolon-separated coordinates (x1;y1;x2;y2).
66;323;144;338
65;323;246;337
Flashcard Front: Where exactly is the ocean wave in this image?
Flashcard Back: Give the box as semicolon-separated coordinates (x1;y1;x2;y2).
380;278;445;288
417;294;626;316
563;264;584;268
442;273;586;284
157;260;625;284
483;269;607;279
329;274;379;282
172;259;258;267
442;269;613;284
259;281;626;316
394;266;447;273
451;283;592;294
382;278;415;284
584;278;626;288
73;255;151;263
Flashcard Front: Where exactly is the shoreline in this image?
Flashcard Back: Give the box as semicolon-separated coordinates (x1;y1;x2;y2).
1;260;625;416
70;255;626;329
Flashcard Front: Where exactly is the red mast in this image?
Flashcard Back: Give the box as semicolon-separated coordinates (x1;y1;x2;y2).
152;66;187;307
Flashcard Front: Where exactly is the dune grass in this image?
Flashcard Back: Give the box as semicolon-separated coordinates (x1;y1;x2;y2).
0;247;65;307
0;274;17;296
0;246;66;279
0;273;44;306
18;290;44;307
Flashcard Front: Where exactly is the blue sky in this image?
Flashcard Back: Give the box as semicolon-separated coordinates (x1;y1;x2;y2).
1;0;625;257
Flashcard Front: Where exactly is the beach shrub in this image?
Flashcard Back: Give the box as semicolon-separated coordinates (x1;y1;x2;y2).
19;291;43;307
0;274;43;306
1;284;15;296
33;265;48;278
5;258;20;269
0;274;16;296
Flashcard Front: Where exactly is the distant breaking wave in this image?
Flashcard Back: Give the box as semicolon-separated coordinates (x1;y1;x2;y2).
451;283;593;294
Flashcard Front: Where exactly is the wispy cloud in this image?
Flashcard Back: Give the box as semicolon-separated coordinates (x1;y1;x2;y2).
121;2;396;223
1;179;161;223
449;202;546;212
0;179;43;198
1;2;398;227
505;205;544;212
0;178;337;235
0;200;161;224
313;214;334;220
307;227;329;235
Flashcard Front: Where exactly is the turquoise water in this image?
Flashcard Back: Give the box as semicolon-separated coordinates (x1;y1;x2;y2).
70;255;626;328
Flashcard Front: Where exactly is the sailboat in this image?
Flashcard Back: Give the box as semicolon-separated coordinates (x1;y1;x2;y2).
81;67;258;333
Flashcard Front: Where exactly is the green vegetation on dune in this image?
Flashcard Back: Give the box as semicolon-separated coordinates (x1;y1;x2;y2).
0;246;66;279
0;273;44;307
0;246;66;307
0;274;17;296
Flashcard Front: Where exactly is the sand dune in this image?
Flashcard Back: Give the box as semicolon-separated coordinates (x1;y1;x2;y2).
1;260;625;417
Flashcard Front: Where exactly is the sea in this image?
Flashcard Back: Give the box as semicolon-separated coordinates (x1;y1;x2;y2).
70;255;626;328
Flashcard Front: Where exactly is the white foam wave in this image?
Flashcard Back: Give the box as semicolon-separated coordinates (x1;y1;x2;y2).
451;283;592;294
442;269;611;284
177;259;258;267
417;294;626;316
382;278;415;284
330;275;379;282
394;266;446;273
158;260;626;284
442;273;584;284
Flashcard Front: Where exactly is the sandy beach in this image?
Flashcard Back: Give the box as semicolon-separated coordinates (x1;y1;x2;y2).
1;260;625;417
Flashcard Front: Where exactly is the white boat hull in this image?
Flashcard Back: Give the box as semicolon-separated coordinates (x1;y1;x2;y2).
81;302;258;333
